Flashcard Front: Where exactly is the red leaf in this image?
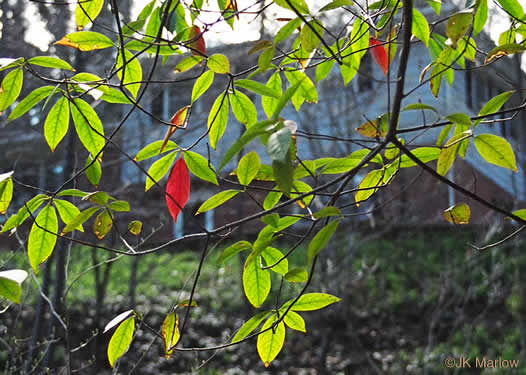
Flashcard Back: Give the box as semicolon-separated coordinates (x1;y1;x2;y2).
189;26;206;57
369;37;389;75
165;157;191;223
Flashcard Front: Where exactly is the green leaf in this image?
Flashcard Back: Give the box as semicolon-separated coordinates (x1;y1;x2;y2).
284;70;318;111
308;220;340;262
412;9;430;46
319;0;353;12
300;20;324;52
437;131;472;176
207;53;230;74
0;68;23;112
0;176;13;215
267;127;292;163
1;194;48;233
93;210;113;240
56;189;88;198
8;86;55;121
128;220;142;235
175;55;204;73
403;103;438;113
230;91;257;127
76;0;104;29
271;78;304;121
0;269;28;304
355;169;384;205
283;292;341;311
237;151;261;185
122;19;146;36
196;189;240;214
145;151;178;192
208;92;229;149
262;73;282;119
284;267;308;283
85;155;102;187
474;0;488;35
444;203;471;224
106;201;129;213
134;140;178;161
28;56;75;71
313;206;341;219
497;0;524;19
274;0;309;13
28;204;58;273
235;79;280;98
100;88;133;104
283;310;306;332
184;151;218;185
275;18;302;44
273;157;293;195
85;191;112;205
257;315;286;367
474;134;517;172
316;59;335;82
437;124;454;147
475;90;514;126
231;311;271;343
54;199;83;232
107;316;135;368
446;112;472;127
243;252;271;308
71;98;105;158
446;10;473;47
161;312;180;358
117;49;142;98
263;190;282;210
191;70;214;103
397;147;441;168
261;246;288;275
55;31;113;51
62;206;99;234
44;97;70;152
217;240;252;265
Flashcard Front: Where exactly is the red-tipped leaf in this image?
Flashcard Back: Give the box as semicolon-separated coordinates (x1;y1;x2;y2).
165;157;191;223
369;37;389;75
189;26;206;57
160;105;189;153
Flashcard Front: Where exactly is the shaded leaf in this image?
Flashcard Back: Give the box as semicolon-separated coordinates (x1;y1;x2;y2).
443;203;471;224
0;269;28;304
308;220;340;262
284;267;308;283
128;220;142;235
217;240;251;265
93;210;113;240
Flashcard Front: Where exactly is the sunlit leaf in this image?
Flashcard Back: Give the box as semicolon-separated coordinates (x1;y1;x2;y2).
474;0;488;35
175;55;204;73
274;0;309;14
474;133;517;172
54;199;83;232
28;204;58;273
44;97;70;152
231;311;271;343
319;0;352;12
1;194;48;233
443;203;471;224
162;312;180;359
496;0;524;20
207;53;230;74
217;240;251;265
55;31;113;51
135;140;178;162
28;56;75;71
437;130;472;176
128;220;142;235
230;91;257;127
145;151;178;192
283;310;306;332
237;151;261;186
412;9;430;46
282;292;341;311
369;37;389;75
0;68;23;112
257;315;286;367
76;0;104;29
191;70;214;103
184;151;218;185
71;98;105;158
208;92;229;149
475;90;514;126
62;206;99;234
235;79;280;98
243;252;271;308
93;210;113;240
107;316;135;368
308;220;340;262
104;310;134;333
0;176;13;215
117;49;142;98
355;169;384;205
261;246;288;275
8;86;55;121
196;189;240;214
0;269;28;304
